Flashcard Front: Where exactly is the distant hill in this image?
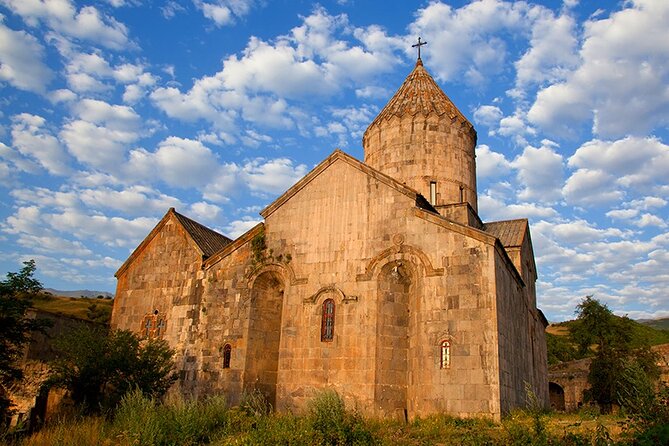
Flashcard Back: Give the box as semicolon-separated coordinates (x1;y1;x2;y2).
546;316;669;365
638;317;669;331
44;288;114;299
32;293;113;324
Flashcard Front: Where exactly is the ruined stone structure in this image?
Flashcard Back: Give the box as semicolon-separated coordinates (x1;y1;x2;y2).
548;343;669;411
112;58;549;420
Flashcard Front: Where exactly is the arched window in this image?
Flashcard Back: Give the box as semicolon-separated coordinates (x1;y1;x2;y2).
222;344;232;369
321;298;335;342
440;340;450;369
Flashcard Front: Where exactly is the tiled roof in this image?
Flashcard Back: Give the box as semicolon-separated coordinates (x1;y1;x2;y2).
366;59;473;130
172;209;232;257
483;219;528;247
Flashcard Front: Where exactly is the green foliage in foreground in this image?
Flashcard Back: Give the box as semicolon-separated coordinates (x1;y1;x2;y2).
0;260;50;426
49;326;177;414
9;389;669;446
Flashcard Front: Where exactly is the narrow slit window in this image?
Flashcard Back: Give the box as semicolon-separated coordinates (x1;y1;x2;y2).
440;340;451;369
142;316;153;338
321;298;335;342
222;344;232;369
430;181;437;205
156;318;166;337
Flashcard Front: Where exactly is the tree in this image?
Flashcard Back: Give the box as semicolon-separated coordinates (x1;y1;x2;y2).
570;296;659;411
50;325;177;413
0;260;48;425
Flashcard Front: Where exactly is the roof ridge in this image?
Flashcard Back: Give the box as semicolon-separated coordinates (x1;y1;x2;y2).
171;209;232;258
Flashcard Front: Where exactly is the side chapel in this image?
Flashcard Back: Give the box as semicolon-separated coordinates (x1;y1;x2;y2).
111;51;549;420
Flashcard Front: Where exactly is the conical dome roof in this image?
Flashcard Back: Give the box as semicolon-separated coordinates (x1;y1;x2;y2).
365;59;473;132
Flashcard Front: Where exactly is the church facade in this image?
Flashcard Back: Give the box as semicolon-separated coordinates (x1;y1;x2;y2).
111;58;549;420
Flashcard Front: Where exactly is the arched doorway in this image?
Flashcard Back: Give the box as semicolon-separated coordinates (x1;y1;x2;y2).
549;382;565;411
375;260;415;419
244;271;285;408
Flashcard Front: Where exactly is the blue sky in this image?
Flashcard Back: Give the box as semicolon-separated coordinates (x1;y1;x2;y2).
0;0;667;322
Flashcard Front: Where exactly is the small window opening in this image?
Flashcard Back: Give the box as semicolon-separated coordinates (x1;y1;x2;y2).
222;344;232;369
459;184;464;203
142;316;153;338
321;298;335;342
156;318;166;337
430;181;437;205
440;340;451;369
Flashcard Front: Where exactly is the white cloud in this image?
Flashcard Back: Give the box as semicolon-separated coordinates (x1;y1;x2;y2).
1;0;130;49
0;23;53;93
528;0;669;137
511;143;564;202
563;136;669;205
478;193;558;221
73;99;141;131
409;1;552;83
241;157;308;195
513;10;578;89
48;88;77;104
151;8;398;134
61;119;138;170
11;113;72;175
637;213;666;228
475;144;511;179
225;216;261;238
49;209;157;248
473;105;503;128
188;201;221;223
194;0;254;26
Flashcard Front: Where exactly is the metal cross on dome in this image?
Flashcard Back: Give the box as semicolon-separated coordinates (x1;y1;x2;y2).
412;37;427;60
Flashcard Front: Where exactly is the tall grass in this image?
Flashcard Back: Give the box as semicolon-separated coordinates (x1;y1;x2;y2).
12;390;665;446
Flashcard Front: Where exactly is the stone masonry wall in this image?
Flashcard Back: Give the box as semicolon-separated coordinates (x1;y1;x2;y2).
253;159;502;419
113;215;205;393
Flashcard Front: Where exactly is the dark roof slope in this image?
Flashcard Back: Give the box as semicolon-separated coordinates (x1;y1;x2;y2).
172;209;232;257
483;219;528;247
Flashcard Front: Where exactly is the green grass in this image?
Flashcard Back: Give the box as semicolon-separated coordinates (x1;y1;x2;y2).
30;293;113;322
638;317;669;331
10;390;659;446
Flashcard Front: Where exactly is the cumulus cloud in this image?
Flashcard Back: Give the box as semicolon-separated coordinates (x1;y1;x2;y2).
478;193;558;221
194;0;255;27
0;23;53;93
473;105;503;128
564;136;669;205
49;210;157;247
225;216;262;238
475;144;511;179
511;143;564;202
409;0;556;84
241;157;308;195
528;0;669;137
151;8;398;134
1;0;130;49
11;113;72;175
513;9;578;90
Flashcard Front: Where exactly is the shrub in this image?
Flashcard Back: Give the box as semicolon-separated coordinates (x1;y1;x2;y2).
308;389;374;446
50;326;177;414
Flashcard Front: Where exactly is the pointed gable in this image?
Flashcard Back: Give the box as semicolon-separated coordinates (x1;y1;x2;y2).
115;208;231;277
260;149;437;218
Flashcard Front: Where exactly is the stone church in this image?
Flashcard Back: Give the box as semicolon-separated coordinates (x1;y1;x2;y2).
111;56;549;420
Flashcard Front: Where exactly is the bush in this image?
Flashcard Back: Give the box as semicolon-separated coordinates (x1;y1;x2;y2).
50;326;177;414
308;389;374;446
